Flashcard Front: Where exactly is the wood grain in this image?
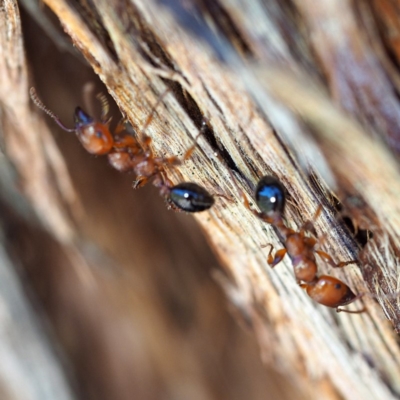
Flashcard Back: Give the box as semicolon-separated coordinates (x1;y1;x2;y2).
3;0;400;399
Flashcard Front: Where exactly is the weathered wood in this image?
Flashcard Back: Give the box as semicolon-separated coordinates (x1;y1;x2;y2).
1;1;296;400
4;0;400;399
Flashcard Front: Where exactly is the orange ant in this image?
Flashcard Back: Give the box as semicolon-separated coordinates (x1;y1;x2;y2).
29;87;214;213
239;175;366;313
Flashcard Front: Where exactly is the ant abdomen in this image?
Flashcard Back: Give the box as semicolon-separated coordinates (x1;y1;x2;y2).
169;182;215;213
255;176;286;215
303;275;357;308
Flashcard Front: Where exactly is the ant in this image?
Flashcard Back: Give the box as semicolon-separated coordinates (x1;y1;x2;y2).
238;175;366;314
29;87;214;213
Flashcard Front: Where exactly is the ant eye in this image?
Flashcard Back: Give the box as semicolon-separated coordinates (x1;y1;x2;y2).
255;176;285;215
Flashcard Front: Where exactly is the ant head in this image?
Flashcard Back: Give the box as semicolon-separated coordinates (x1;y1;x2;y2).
169;182;214;213
255;176;286;215
73;107;114;155
74;107;94;128
29;87;113;155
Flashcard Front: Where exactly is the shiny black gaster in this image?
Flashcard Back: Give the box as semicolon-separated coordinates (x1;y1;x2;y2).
169;182;214;213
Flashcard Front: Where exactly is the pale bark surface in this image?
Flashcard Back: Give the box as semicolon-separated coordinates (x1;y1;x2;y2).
2;0;400;399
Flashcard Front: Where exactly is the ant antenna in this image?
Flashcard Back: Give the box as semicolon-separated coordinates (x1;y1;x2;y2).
29;87;75;132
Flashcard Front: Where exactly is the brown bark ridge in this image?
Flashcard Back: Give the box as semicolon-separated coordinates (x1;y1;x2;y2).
3;0;400;399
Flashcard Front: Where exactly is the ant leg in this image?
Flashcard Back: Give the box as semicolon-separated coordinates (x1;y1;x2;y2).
261;244;287;267
134;174;169;190
181;119;209;161
315;250;357;268
139;87;171;141
271;248;287;267
313;233;327;250
157;119;209;168
299;283;307;290
134;173;171;190
336;293;366;313
336;306;366;314
133;176;149;189
156;155;181;167
134;172;168;189
213;192;233;203
301;205;323;236
114;120;126;136
141;135;153;153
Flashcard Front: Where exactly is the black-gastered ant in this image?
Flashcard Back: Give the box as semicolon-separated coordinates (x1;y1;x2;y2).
239;175;365;313
29;87;214;213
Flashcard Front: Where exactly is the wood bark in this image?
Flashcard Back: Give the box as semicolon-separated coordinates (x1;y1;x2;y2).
2;0;400;399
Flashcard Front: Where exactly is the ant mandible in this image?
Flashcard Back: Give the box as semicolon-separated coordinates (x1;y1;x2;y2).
240;175;365;314
29;87;214;213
